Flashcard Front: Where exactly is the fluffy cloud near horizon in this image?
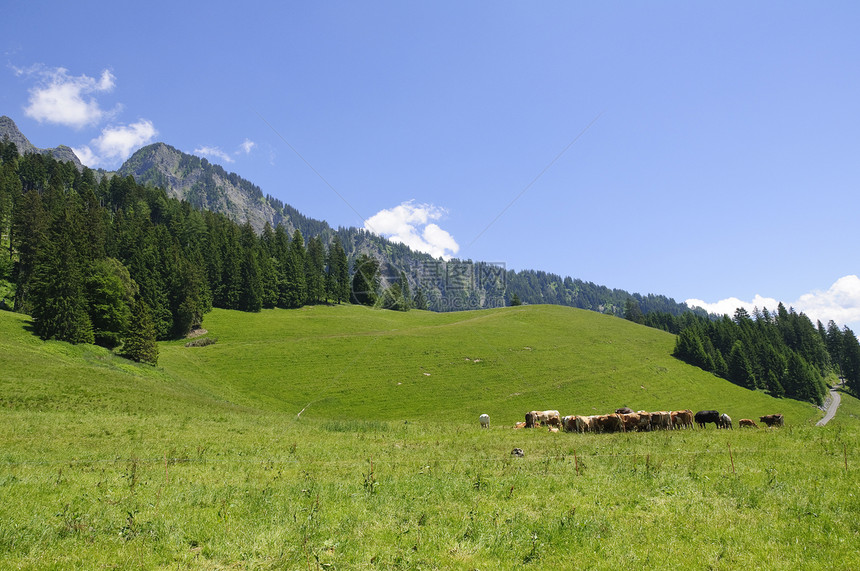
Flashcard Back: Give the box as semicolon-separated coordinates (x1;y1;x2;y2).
364;201;460;260
20;66;117;129
73;120;157;167
687;275;860;331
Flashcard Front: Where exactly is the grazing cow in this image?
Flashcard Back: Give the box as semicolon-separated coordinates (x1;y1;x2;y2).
620;412;641;432
671;410;694;430
694;410;721;429
719;413;733;429
615;407;634;415
525;410;561;428
650;411;673;430
479;414;490;429
739;418;758;428
636;411;653;431
575;415;593;433
759;414;784;427
561;415;577;432
594;413;623;433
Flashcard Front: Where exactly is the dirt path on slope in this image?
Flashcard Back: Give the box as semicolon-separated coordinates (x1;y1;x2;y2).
816;384;842;426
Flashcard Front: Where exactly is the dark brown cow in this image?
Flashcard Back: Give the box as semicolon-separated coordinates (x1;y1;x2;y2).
694;410;720;429
759;414;784;427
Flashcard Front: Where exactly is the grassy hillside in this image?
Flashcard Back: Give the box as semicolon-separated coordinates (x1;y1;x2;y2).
158;304;819;424
2;305;857;569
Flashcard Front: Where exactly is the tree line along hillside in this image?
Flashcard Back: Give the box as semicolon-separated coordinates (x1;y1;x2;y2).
623;300;860;405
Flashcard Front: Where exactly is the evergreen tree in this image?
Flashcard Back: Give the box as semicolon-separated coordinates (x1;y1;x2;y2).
413;287;429;311
29;208;94;343
237;222;262;312
624;298;645;324
86;257;137;348
728;340;756;389
841;328;860;395
121;297;159;365
305;234;326;304
351;253;379;306
282;229;307;308
510;292;522;306
325;238;350;303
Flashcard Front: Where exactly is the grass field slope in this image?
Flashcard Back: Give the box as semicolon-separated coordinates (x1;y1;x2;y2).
2;305;858;569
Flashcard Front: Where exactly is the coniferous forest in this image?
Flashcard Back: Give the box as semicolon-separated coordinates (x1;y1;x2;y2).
624;300;860;404
0;140;352;364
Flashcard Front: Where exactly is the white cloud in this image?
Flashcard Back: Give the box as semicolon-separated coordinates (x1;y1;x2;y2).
240;139;256;154
687;275;860;332
73;119;157;168
194;146;235;163
22;66;117;129
364;201;460;260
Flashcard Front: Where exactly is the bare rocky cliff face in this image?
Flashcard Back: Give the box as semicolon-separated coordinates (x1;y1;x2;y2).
117;142;281;233
0;115;85;170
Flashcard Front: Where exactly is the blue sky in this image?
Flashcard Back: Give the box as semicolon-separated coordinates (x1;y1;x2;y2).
2;1;859;332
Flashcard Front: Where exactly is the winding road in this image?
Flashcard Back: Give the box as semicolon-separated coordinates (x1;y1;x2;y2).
816;384;843;426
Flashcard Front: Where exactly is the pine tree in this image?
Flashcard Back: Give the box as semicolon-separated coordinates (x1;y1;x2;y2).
510;292;522;306
325;238;350;303
29;207;94;344
87;257;137;348
121;297;159;365
841;327;860;395
351;253;379;306
728;340;756;389
413;287;429;311
305;235;326;304
282;229;307;308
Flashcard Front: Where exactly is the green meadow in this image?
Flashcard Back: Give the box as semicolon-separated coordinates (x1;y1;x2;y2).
1;305;858;569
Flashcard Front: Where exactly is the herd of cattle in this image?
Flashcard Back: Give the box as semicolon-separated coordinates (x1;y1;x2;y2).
478;409;785;432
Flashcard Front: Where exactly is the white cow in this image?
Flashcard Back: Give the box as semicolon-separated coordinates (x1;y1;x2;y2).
479;413;490;429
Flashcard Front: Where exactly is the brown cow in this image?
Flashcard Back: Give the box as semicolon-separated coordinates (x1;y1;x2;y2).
620;412;641;432
759;414;784;427
636;411;653;431
650;411;673;430
526;410;561;428
738;418;758;428
561;415;578;432
593;413;623;433
575;415;593;433
671;409;694;430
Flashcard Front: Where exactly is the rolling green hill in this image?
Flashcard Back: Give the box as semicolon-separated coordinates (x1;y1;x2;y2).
2;304;819;425
157;304;819;424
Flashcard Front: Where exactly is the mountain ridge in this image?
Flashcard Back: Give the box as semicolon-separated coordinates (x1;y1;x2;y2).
0;114;695;317
0;115;84;169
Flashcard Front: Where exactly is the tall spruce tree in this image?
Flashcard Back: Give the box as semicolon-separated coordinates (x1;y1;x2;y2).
325;238;350;304
29;207;94;343
121;297;159;365
351;253;379;306
305;234;326;304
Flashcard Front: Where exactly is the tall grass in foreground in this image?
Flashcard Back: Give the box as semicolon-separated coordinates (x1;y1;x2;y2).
2;412;859;569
